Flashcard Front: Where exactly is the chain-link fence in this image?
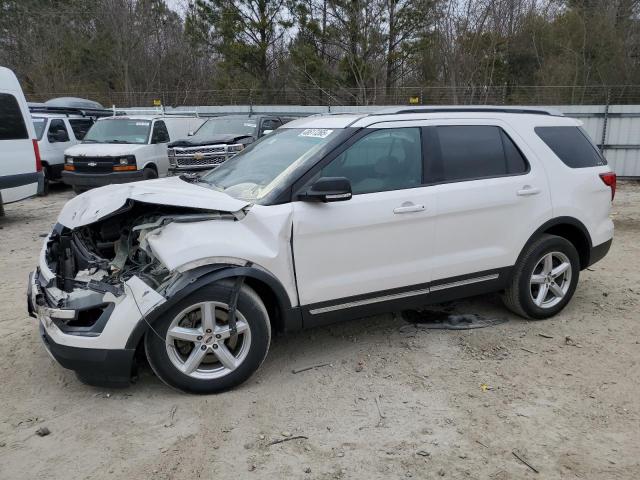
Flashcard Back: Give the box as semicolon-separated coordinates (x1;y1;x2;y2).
25;85;640;108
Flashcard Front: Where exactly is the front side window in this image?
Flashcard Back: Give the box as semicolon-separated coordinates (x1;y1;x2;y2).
535;126;606;168
69;119;94;140
426;125;528;183
322;128;423;194
0;93;28;140
200;127;342;202
48;119;69;142
83;119;151;144
151;120;170;143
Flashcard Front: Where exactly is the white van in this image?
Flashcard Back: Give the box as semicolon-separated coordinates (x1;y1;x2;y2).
30;98;113;194
0;66;42;210
61;115;204;193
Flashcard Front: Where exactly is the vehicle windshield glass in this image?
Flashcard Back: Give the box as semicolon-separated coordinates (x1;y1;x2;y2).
194;117;258;137
199;127;340;201
32;117;47;140
83;119;151;144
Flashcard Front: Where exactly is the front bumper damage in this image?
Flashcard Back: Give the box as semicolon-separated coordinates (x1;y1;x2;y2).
28;199;246;387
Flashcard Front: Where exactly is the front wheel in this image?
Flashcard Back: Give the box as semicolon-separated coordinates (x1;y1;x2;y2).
38;165;49;196
144;281;271;393
502;234;580;320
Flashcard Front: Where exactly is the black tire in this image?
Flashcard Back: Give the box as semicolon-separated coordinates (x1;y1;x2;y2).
38;165;49;196
144;281;271;394
502;234;580;320
142;166;158;180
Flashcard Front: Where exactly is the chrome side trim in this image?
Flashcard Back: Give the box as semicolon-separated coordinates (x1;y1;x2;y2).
308;273;500;315
309;288;430;315
429;274;499;292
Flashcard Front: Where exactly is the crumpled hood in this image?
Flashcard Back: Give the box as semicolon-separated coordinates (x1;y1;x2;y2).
57;176;250;229
65;143;148;157
169;134;253;148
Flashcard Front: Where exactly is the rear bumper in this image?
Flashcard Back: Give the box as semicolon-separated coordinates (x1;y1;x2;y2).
61;170;144;188
588;238;612;267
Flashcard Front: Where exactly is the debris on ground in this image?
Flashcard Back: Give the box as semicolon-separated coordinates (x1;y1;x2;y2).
512;450;539;473
355;360;365;372
401;310;507;330
538;333;554;339
291;363;330;374
35;427;50;437
268;435;308;446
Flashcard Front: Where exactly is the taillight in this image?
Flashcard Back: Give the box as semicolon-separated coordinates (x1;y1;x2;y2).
599;172;616;201
32;139;42;172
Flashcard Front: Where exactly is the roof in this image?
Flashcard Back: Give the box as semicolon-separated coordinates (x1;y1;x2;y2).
0;66;22;93
282;106;575;130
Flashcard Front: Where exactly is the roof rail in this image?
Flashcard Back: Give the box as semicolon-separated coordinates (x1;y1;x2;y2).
371;106;564;117
28;104;118;118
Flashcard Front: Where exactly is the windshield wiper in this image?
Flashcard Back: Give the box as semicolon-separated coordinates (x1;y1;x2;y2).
104;140;132;144
82;139;99;143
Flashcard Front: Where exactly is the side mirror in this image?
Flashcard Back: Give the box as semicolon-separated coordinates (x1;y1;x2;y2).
261;129;273;136
300;177;352;202
187;131;194;136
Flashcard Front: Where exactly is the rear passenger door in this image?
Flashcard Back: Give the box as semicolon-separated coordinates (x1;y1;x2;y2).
425;120;552;282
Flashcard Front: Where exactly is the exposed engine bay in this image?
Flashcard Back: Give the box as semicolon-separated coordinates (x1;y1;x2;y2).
41;200;245;330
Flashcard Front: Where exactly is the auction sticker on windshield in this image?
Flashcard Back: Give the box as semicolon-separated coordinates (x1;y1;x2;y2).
299;128;334;138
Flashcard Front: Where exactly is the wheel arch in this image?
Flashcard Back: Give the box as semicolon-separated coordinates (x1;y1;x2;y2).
518;216;592;271
125;264;301;350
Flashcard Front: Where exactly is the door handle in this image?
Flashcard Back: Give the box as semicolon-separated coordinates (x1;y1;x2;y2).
393;204;425;214
517;186;541;197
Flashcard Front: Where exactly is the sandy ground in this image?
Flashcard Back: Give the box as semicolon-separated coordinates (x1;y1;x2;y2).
0;182;639;480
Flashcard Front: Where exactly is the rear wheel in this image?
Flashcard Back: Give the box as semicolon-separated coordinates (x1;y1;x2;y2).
502;234;580;319
144;281;271;394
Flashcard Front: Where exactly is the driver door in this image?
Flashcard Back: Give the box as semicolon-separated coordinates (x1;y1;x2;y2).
292;126;438;319
149;120;170;176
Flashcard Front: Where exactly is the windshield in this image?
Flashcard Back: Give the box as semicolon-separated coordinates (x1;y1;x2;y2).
199;127;340;202
83;119;151;144
32;117;47;140
194;117;258;138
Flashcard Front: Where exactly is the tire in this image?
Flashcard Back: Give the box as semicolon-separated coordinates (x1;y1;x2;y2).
142;166;158;180
502;234;580;320
38;165;49;196
144;281;271;394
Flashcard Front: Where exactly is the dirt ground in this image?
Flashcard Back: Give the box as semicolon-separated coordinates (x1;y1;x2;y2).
0;182;638;480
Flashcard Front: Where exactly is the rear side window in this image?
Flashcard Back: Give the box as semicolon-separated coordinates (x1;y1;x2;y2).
0;93;28;140
535;126;606;168
426;125;528;183
69;119;94;140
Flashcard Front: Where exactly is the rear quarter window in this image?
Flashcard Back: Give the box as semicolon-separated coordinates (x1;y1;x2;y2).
535;126;606;168
0;93;28;140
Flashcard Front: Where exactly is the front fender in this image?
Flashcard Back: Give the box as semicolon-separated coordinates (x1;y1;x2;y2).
125;264;301;349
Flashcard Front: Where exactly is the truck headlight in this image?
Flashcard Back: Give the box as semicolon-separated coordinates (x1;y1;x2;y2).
65;156;74;165
228;144;244;153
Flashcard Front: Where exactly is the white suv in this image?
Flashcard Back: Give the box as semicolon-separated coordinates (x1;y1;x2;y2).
28;107;615;393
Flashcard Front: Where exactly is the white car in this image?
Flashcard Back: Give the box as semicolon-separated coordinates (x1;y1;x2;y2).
29;107;615;393
61;115;204;193
0;66;43;209
30;99;110;194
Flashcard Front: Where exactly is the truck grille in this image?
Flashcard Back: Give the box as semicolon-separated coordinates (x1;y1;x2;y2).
169;144;241;170
71;157;115;173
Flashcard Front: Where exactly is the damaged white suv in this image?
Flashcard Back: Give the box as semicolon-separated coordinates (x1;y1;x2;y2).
28;107;615;393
